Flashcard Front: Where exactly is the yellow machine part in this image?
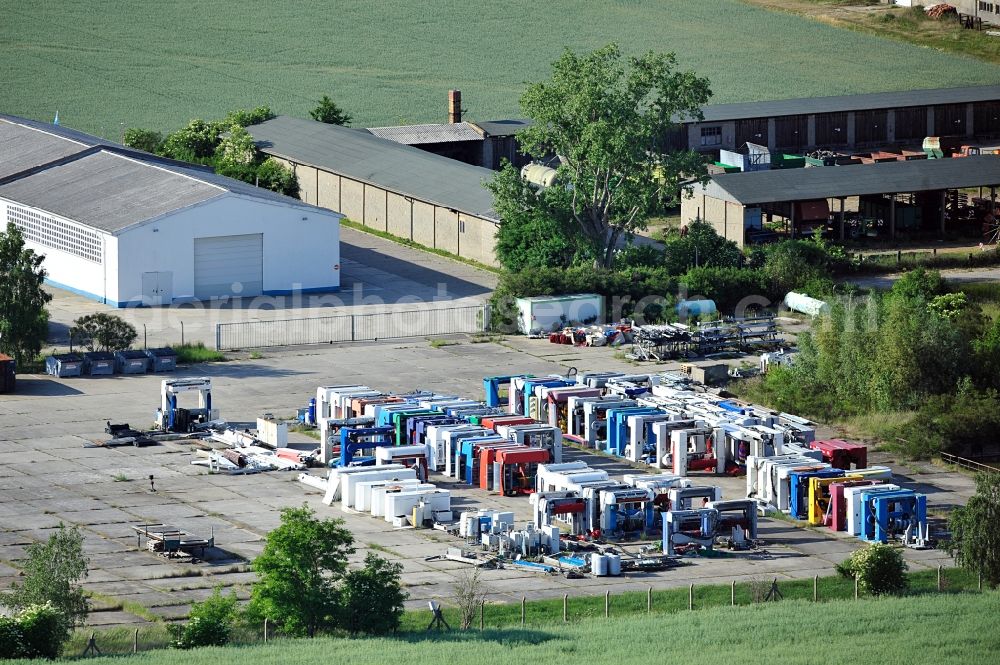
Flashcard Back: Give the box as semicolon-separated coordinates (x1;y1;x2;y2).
807;475;863;526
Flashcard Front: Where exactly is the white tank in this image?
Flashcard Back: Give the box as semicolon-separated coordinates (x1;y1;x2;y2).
591;553;608;576
606;553;622;576
676;299;717;317
521;163;559;188
784;292;830;317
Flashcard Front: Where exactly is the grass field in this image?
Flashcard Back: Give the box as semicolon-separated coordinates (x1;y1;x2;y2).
58;567;984;656
3;1;1000;139
26;591;1000;665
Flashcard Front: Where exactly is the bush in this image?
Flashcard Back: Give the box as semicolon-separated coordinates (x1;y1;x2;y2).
490;265;680;330
168;589;238;649
122;128;163;153
679;266;767;315
339;554;407;635
0;604;68;659
837;543;909;596
887;388;1000;459
661;220;742;275
70;313;137;352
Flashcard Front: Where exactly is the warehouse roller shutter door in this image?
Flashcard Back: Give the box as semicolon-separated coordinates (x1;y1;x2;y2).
193;233;263;300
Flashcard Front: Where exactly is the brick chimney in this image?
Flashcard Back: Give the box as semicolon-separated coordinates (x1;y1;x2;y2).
448;89;462;124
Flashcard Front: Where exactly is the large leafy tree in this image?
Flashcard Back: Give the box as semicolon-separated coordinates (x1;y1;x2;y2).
948;472;1000;587
0;523;89;636
501;43;711;268
248;506;354;637
0;222;51;366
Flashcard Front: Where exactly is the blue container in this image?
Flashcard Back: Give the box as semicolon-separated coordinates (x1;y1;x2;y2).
144;347;177;372
115;350;150;374
46;353;83;377
83;351;115;376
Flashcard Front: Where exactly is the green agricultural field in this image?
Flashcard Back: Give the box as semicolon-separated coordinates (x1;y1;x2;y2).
3;0;1000;139
8;592;999;665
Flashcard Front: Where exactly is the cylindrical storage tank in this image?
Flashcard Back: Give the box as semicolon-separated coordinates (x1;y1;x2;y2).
784;292;831;317
521;163;559;188
676;299;717;317
607;553;622;576
590;553;608;577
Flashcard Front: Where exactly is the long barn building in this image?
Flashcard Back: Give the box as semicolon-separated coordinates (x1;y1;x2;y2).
674;85;1000;155
246;116;501;268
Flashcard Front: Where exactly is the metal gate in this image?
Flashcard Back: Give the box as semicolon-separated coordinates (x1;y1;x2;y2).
215;304;489;350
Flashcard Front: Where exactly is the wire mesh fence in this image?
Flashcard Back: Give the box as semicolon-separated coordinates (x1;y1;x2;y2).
215;304;489;350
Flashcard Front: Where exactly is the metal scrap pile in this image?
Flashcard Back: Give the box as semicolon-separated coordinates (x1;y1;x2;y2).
626;316;782;362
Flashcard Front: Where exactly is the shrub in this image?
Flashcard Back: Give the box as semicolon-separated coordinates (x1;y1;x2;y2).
0;604;68;659
662;220;742;275
70;313;137;351
0;616;24;659
679;266;767;315
947;472;1000;588
339;554;407;635
168;589;238;649
837;543;909;596
122;128;164;153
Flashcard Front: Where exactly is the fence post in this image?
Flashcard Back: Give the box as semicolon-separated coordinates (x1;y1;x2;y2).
979;572;983;592
648;587;653;614
938;565;942;591
480;600;485;630
689;584;694;611
264;617;268;643
896;250;901;265
133;628;138;654
564;594;568;622
605;590;610;618
854;576;859;600
180;321;185;347
814;575;818;602
521;596;526;626
731;580;736;607
215;324;221;351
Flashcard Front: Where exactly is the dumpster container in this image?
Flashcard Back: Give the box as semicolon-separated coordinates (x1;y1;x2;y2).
115;350;150;374
144;347;178;372
0;353;14;393
46;353;83;377
83;351;116;376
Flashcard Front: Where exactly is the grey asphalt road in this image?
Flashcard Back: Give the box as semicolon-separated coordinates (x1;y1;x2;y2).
844;267;1000;290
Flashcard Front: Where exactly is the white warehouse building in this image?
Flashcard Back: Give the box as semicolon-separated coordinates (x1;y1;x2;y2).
0;115;341;307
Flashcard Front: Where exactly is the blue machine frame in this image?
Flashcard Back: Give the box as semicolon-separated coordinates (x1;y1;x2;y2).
338;427;395;468
860;489;927;544
605;407;660;456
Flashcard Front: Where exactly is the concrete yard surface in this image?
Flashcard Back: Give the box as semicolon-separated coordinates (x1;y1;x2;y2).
0;338;966;627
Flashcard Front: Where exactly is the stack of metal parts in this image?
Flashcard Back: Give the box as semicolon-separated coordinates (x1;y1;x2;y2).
625;324;691;361
627;315;782;361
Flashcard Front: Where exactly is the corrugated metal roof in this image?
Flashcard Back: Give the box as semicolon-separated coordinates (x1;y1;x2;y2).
367;122;484;144
0;121;88;180
0;115;334;232
248;116;498;221
705;156;1000;205
689;85;1000;123
0;151;223;232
